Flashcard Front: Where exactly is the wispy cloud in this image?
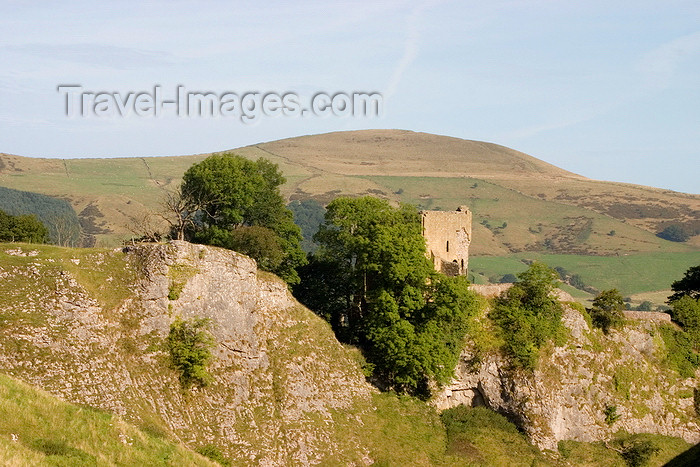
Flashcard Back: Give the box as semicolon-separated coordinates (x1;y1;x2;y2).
385;1;442;99
637;30;700;89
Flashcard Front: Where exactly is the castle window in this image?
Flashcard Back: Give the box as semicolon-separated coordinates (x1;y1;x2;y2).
446;241;449;252
461;259;464;269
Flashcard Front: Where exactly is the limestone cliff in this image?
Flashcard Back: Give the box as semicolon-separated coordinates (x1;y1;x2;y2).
433;304;700;450
0;241;375;465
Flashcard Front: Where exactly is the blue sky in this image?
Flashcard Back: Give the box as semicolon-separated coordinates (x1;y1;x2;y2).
1;0;698;193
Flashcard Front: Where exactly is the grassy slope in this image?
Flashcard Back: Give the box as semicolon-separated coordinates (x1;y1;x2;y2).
0;242;697;466
470;251;700;301
1;129;698;296
0;373;215;466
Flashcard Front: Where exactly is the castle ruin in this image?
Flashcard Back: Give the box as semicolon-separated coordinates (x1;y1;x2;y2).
421;206;472;276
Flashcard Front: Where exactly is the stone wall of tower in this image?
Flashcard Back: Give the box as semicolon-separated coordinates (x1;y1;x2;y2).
420;206;472;276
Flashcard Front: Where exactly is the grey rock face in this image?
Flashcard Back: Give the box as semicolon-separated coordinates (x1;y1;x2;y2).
433;306;700;450
0;241;374;465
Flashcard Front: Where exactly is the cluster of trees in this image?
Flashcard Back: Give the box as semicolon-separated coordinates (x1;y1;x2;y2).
657;224;692;243
0;209;50;243
166;153;306;284
294;196;480;396
0;186;81;246
287;199;325;254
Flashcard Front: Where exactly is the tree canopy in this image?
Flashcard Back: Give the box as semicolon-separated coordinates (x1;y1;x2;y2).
295;196;480;396
490;262;564;369
669;265;700;302
179;153;306;284
588;289;625;334
0;209;50;244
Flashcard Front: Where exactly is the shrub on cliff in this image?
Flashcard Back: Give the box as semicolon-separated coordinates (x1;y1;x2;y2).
490;262;564;369
166;316;216;389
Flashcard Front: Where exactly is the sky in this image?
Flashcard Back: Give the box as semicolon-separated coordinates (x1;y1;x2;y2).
0;0;698;193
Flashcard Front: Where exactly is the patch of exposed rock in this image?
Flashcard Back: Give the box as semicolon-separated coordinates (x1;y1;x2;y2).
0;241;375;465
432;304;699;450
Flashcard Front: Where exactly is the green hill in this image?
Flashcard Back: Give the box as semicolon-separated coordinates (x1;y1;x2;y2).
0;241;697;466
0;129;698;303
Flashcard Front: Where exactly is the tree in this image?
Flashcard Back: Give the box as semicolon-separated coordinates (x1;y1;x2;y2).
0;210;50;243
178;153;306;284
669;295;700;346
490;262;564;369
669;265;700;302
589;289;625;334
657;224;690;242
296;196;479;396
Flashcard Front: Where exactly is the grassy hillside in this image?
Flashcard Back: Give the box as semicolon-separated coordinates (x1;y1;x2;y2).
1;129;697;299
1;241;698;466
0;373;215;466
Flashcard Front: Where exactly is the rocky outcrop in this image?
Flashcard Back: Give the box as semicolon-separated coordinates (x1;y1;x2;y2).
433;305;700;450
0;241;375;465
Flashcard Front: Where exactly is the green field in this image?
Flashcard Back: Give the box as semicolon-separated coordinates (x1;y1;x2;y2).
470;251;700;299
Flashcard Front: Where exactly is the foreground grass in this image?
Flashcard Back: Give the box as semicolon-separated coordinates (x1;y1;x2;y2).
0;373;214;466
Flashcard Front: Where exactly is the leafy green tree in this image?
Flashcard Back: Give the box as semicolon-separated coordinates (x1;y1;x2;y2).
179;153;306;284
0;209;50;243
669;265;700;302
669;295;700;345
166;316;216;389
589;289;626;334
490;262;564;369
297;196;479;396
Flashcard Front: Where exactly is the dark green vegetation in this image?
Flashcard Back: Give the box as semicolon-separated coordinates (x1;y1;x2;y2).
2;130;698;295
589;289;626;334
0;186;81;246
0;373;215;465
0;209;49;244
658;224;692;243
287;199;325;253
669;265;700;302
177;153;306;284
296;196;480;396
166;317;216;389
490;262;565;369
661;265;700;378
196;444;231;466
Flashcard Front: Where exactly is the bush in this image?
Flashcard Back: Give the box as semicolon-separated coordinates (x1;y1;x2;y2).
490;262;564;369
166;317;216;388
499;273;517;283
604;405;620;425
658;324;700;378
0;209;50;243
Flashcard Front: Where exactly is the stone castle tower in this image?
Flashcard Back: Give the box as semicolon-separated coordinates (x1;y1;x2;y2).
420;206;472;276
